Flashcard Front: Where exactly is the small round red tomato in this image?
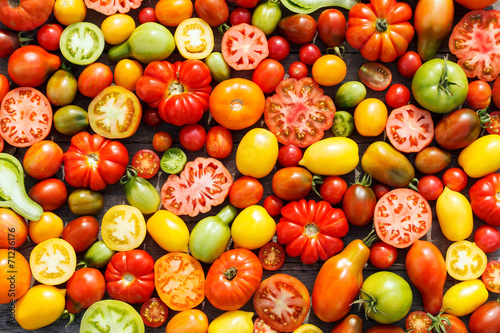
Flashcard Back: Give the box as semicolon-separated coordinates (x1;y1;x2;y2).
78;63;113;98
140;297;168;328
405;311;432;333
62;216;100;253
206;125;233;159
230;7;252;25
483;261;500;293
0;74;9;103
138;7;157;23
23;141;63;180
288;61;308;80
359;62;392;91
152;131;173;152
369;241;398;269
229;176;264;209
319;176;347;205
263;195;283;217
132;149;160;179
466;80;492;110
0;208;28;249
142;108;162;127
28;178;67;211
258;242;285;271
442;167;468;192
268;36;290;61
373;183;390;200
37;24;64;51
487;111;500;135
385;84;410;108
397;51;422;78
179;124;206;151
278;145;303;167
299;43;321;65
417;175;444;201
474;225;500;253
252;59;285;94
66;268;106;314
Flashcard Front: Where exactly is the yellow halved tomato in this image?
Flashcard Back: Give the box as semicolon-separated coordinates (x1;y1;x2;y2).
446;240;487;281
88;86;142;139
101;205;147;251
29;238;76;285
175;18;214;60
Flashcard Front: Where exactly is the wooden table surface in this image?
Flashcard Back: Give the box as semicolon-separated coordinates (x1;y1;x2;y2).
1;0;500;332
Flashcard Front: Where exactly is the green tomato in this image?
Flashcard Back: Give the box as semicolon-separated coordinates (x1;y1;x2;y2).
46;69;78;106
208;310;254;333
231;205;276;250
251;1;282;35
205;52;231;82
121;168;160;215
236;128;279;179
53;105;89;136
161;148;187;174
80;300;145;333
83;241;116;269
60;22;105;65
331;111;354;137
334;81;367;108
412;58;469;114
68;189;103;216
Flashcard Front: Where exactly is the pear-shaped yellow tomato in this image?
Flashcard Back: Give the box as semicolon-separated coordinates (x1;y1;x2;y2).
442;279;489;317
458;134;500;178
299;137;359;176
436;187;473;241
208;310;254;333
101;14;136;45
147;210;189;253
231;205;276;250
236;128;279;178
166;309;209;333
15;285;66;330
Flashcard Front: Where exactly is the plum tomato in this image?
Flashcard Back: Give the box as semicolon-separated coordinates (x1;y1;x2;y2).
442;167;468;192
288;61;308;80
369;241;398;269
417;175;444;201
28;178;67;211
77;63;113;98
179;124;206;152
258;242;285;271
62;216;99;253
466;80;492;110
262;195;283;217
152;131;173;152
23;141;63;180
140;297;168;328
229;176;264;209
318;176;347;205
474;225;500;253
267;36;290;61
278;145;303;167
230;7;252;26
397;51;422;78
385;84;410;109
206;125;233;159
299;43;321;65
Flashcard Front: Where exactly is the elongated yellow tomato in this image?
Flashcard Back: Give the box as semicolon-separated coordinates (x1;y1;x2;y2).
236;128;278;178
299;137;359;175
458;134;500;178
208;310;254;333
166;309;209;333
436;187;473;241
354;98;388;137
147;210;189;252
175;18;214;60
231;205;276;250
442;279;489;316
15;285;66;330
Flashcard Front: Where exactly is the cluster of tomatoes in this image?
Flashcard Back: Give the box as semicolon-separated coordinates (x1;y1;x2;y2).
1;0;500;332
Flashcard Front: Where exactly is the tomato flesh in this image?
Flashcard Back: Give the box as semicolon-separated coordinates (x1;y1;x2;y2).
482;261;500;293
258;242;285;271
140;298;168;327
132;149;160;179
222;23;269;70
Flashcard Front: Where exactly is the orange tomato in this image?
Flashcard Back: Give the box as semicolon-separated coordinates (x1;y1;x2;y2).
114;59;143;92
312;55;346;86
155;0;193;27
0;208;28;249
0;249;31;304
28;212;64;244
53;0;86;26
165;309;209;333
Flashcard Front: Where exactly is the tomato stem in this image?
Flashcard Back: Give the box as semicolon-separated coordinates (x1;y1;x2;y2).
59;309;76;327
477;107;491;128
439;57;461;96
311;175;324;199
408;178;419;192
223;267;238;280
362;230;379;248
427;309;451;333
120;165;138;185
326;46;345;58
375;18;388;33
218;23;231;35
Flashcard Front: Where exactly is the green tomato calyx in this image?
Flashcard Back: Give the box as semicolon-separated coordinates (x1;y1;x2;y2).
439;58;462;96
224;267;238;281
353;289;388;321
427;309;452;333
375;18;388;33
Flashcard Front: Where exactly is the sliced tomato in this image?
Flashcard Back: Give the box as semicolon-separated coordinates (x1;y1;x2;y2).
449;10;500;81
161;157;233;217
132;149;160;179
101;205;147;252
386;105;434;153
0;87;52;148
221;23;269;71
140;297;168;328
374;189;432;249
29;238;76;285
358;62;392;91
254;317;281;333
154;252;205;311
446;240;487;281
174;18;214;60
258;242;285;271
80;300;144;332
60;22;105;66
487;111;500;134
84;0;142;15
482;260;500;293
264;77;336;148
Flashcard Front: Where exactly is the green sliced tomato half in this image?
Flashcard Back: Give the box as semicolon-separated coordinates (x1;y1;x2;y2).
80;299;145;333
331;111;354;137
160;148;187;174
60;22;105;65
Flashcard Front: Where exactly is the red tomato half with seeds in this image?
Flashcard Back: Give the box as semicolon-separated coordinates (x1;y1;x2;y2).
482;260;500;293
222;23;269;71
140;297;168;327
132;149;160;179
258;242;285;271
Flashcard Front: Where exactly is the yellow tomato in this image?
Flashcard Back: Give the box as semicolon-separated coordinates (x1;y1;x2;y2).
442;279;489;317
166;309;209;333
312;55;347;86
354;98;388;137
28;211;64;244
236;128;279;179
0;249;31;304
436;187;473;241
29;238;76;285
101;14;136;45
294;324;324;333
15;284;66;330
458;134;500;178
231;205;276;250
114;59;143;92
175;18;214;60
53;0;86;26
101;205;147;251
208;310;254;333
146;210;189;252
155;0;193;27
446;240;487;281
298;137;359;176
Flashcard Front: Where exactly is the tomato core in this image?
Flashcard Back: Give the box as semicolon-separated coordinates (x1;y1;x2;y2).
168;82;185;95
224;267;238;281
376;19;388;33
124;273;135;284
8;0;20;8
87;153;99;167
230;99;244;111
304;223;319;237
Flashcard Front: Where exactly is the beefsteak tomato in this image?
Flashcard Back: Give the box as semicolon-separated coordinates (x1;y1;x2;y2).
0;0;55;31
84;0;142;15
469;173;500;226
221;23;269;70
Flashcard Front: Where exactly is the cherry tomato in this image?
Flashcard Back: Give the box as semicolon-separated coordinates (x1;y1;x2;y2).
442;167;468;192
268;36;290;61
62;216;100;253
417;175;444;201
258;242;285;271
359;62;392;91
66;268;105;314
263;195;283;217
482;261;500;293
319;176;347;205
385;84;410;109
312;54;346;87
206;125;233;159
397;51;422;78
373;182;390;200
179;124;206;151
278;145;303;167
28;178;68;211
487;111;500;134
230;7;251;25
474;225;500;253
152;131;173;152
29;212;64;244
142;108;162;127
252;59;285;94
466;80;492;110
140;297;168;327
138;7;157;23
132;149;160;179
37;23;64;51
369;241;398;269
229;176;264;209
299;43;321;65
289;61;308;80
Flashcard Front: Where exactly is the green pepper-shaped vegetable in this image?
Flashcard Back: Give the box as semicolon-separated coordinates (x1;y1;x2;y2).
0;153;43;221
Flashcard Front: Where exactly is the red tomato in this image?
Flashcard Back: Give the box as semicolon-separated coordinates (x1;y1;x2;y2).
221;23;269;70
254;317;280;333
0;29;19;58
85;0;141;15
417;175;444;201
66;268;105;314
454;0;497;10
229;176;264;209
132;149;160;179
262;195;283;217
78;63;113;98
23;141;63;179
288;61;308;79
28;178;67;212
142;108;162;127
278;14;316;45
386;105;434;153
62;216;100;253
373;182;390;200
105;249;155;304
254;274;310;331
493;75;500;108
369;241;398;269
469;174;500;227
358;62;392;91
487;111;500;135
469;299;500;333
331;314;363;333
385;84;410;109
317;9;346;50
140;297;168;328
299;43;321;65
267;36;289;61
366;325;404;333
442;167;468;192
37;23;63;51
466;80;492;110
229;7;251;26
482;260;500;293
138;7;157;23
272;167;312;201
0;208;28;249
258;242;285;271
474;225;500;253
342;174;376;227
194;0;228;27
0;87;52;148
179;124;206;152
318;176;347;205
404;311;432;333
252;59;285;94
0;0;54;31
152;131;172;152
277;145;303;167
0;74;9;103
228;0;259;8
397;51;422;78
7;45;60;87
206;125;233;159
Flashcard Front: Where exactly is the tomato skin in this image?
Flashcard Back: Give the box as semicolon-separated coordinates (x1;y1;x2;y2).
152;131;172;152
312;54;347;87
469;173;500;227
114;59;143;92
0;208;28;249
435;108;483;150
28;178;67;211
0;29;20;58
437;186;473;241
267;36;290;61
68;189;103;216
366;325;404;333
397;51;422;78
252;59;285;94
206;126;233;159
29;211;64;244
0;249;30;304
251;0;281;35
138;7;157;23
53;0;86;26
101;14;136;45
442;279;489;317
417;175;444;201
369;241;398;269
37;23;63;51
46;69;78;106
373;182;390;200
442;167;468;192
319;176;347;205
415;146;451;175
354;98;388;137
0;74;9;104
194;0;228;27
458;135;500;178
179;124;206;152
272;167;312;201
278;14;317;45
78;63;113;98
155;0;193;27
466;80;492;110
231;205;276;250
140;297;168;328
229;176;264;209
236;128;278;179
62;216;99;253
148;210;190;253
262;195;283;217
288;61;308;80
317;9;346;49
474;225;500;253
230;7;251;26
53;105;89;136
385;84;410;109
330;314;363;333
166;309;209;333
469;299;500;333
23;141;63;180
342;175;376;227
8;45;61;87
66;268;105;313
0;0;55;32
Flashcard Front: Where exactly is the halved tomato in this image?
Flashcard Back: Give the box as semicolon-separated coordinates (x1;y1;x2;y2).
258;242;285;271
80;300;145;333
140;297;168;328
101;205;147;251
29;238;76;285
482;260;500;293
84;0;142;15
254;317;280;333
487;111;500;134
60;22;105;66
359;62;392;91
132;149;160;179
446;240;487;281
175;18;214;60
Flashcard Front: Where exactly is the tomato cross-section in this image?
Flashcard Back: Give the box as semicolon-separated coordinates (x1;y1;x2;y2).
222;23;269;70
101;205;147;251
29;238;76;285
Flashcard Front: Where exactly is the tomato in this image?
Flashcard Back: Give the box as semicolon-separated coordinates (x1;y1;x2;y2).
195;0;229;27
412;58;469;114
343;174;376;227
469;173;500;227
262;195;283;217
317;9;346;51
85;0;141;14
166;309;208;333
366;325;404;333
101;13;135;45
28;178;67;211
254;317;281;333
295;324;322;333
179;124;206;151
475;225;500;254
105;249;155;304
101;205;146;252
0;87;52;148
155;252;205;311
53;0;86;26
209;310;254;333
80;300;144;333
335;81;367;109
330;314;363;333
0;249;30;304
254;274;310;331
442;279;489;317
458;135;500;178
155;0;193;27
272;167;312;201
288;61;308;79
487;111;500;134
385;84;410;109
317;176;347;205
222;23;269;70
466;80;492;110
37;23;63;51
442;167;468;192
160;147;187;174
369;241;398;269
312;55;347;87
152;131;172;152
436;186;473;241
252;59;285;93
131;149;160;180
405;311;432;333
482;260;500;293
469;299;500;333
15;284;65;330
0;29;19;58
299;43;321;65
78;63;113;98
373;182;390;200
229;176;264;209
205;51;231;82
268;36;290;61
162;157;232;216
142;107;161;127
446;240;487;281
258;241;285;271
228;0;260;8
0;0;54;31
231;205;276;250
28;211;64;244
53;105;89;136
417;175;444;201
230;7;251;26
397;51;422;78
206;126;233;159
9;45;60;87
252;0;281;35
236;128;278;178
114;59;143;92
354;98;388;137
358;62;392;91
434;108;486;150
60;22;105;66
68;189;103;216
82;241;115;269
415;146;451;175
0;208;28;249
23;141;63;180
62;216;99;252
30;238;76;285
140;297;168;328
138;7;156;23
0;74;9;104
66;268;105;313
46;69;78;107
63;132;129;191
278;14;316;45
147;210;190;253
175;18;214;60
